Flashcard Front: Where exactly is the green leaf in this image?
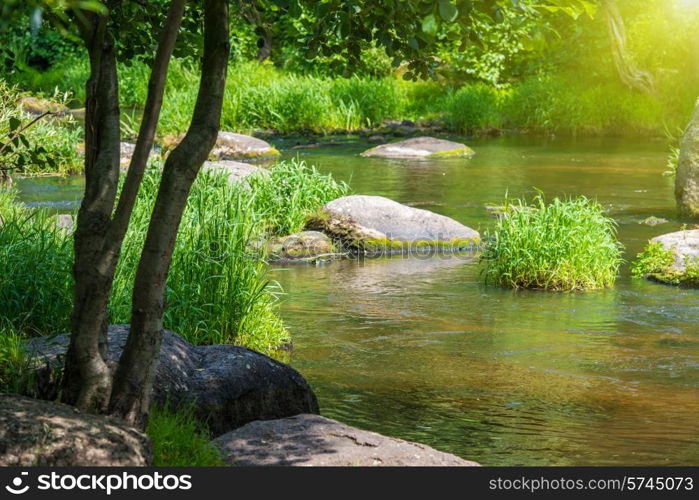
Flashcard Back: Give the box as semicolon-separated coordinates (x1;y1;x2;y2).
408;37;419;50
421;14;438;36
438;0;458;22
9;117;20;132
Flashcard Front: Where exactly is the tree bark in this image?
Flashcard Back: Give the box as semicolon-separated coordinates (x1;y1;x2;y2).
109;0;230;427
62;11;121;412
62;1;186;413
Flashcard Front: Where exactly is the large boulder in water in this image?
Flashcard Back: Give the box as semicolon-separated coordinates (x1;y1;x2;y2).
676;100;699;218
361;136;474;159
306;195;479;254
211;132;280;160
0;394;151;466
28;325;319;435
213;414;479;466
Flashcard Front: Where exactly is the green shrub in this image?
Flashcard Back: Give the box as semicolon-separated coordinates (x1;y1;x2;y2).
146;404;225;467
481;195;624;291
441;83;504;133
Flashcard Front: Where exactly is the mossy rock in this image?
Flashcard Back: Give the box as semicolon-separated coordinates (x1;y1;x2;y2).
267;231;341;263
211;132;281;160
360;136;474;159
306;195;480;256
633;229;699;287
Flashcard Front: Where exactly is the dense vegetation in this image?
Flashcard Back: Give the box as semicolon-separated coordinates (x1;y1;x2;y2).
632;241;699;286
481;195;624;291
0;159;344;352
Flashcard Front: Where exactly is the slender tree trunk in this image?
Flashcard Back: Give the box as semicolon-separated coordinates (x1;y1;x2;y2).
603;0;655;95
62;1;186;413
62;13;121;412
109;0;230;427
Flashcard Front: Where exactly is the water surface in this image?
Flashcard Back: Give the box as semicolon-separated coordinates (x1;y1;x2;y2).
15;135;699;465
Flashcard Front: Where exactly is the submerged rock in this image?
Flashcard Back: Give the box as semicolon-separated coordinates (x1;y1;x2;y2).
676;99;699;218
640;216;669;226
650;229;699;275
307;195;479;255
202;160;269;184
267;231;341;263
211;132;280;160
213;414;479;466
361;136;474;159
29;325;319;435
0;394;151;466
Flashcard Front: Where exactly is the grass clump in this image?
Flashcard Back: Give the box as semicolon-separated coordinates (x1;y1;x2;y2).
631;241;699;287
0;321;36;396
146;404;225;467
246;159;349;236
481;195;623;291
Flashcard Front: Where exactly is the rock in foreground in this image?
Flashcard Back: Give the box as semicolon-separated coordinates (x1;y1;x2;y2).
361;136;474;159
29;325;319;435
0;394;151;466
212;132;280;160
307;195;479;254
213;414;479;466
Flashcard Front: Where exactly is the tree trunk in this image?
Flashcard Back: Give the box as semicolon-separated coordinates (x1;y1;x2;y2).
62;1;186;413
603;0;655;96
109;0;230;427
62;13;121;412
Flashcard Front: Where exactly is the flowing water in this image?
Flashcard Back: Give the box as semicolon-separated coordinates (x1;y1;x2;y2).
14;136;699;465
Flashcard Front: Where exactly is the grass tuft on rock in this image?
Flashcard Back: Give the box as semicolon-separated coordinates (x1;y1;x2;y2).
631;241;699;287
481;195;623;291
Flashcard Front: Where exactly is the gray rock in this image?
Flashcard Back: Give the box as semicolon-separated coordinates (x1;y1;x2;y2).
28;325;319;435
676;99;699;218
267;231;340;263
202;160;269;184
361;136;474;159
0;394;151;466
213;414;479;466
307;195;479;254
367;135;386;143
651;229;699;273
211;132;280;160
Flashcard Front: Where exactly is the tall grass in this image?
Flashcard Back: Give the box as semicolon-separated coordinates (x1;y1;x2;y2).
481;195;624;291
146;403;225;466
0;320;35;395
246;159;349;236
5;57;696;139
0;189;73;335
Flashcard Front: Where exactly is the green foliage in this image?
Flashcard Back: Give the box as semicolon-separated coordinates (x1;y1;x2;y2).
0;188;73;335
0;321;35;395
440;83;504;133
146;403;225;467
630;242;675;279
109;166;288;352
481;195;624;291
0;81;81;175
631;241;699;287
246;158;350;236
